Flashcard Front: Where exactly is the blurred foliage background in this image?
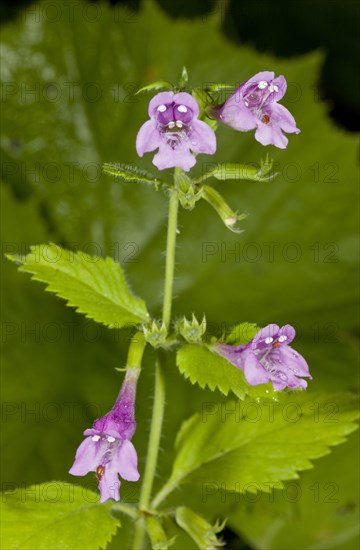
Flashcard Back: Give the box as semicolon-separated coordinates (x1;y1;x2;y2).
1;1;359;549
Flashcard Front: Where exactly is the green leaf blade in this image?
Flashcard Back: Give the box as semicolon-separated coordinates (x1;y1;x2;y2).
9;244;150;328
176;343;275;400
0;482;120;550
168;392;359;495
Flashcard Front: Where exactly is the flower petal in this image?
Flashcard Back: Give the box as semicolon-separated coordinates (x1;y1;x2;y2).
190;120;217;154
136;120;161;157
246;71;275;86
99;467;121;503
173;92;200;117
251;324;280;349
244;353;271;385
217;96;257;131
278;324;296;344
116;440;140;482
255;122;289;149
69;437;104;476
279;345;312;378
148;91;175;117
215;343;248;370
152;142;196;172
271;75;287;101
270;103;300;134
271;376;289;391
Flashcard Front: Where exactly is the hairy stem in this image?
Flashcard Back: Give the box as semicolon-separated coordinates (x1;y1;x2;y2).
162;188;179;329
133;184;179;549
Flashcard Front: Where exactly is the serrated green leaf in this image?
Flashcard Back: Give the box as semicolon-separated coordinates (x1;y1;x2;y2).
8;244;149;328
163;393;359;500
228;431;360;550
103;163;166;189
0;482;120;550
176;343;275;400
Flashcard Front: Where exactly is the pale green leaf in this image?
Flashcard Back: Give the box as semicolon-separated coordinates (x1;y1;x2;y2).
135;81;173;95
0;482;120;550
176;343;276;400
144;516;175;550
175;507;225;550
194;157;277;184
178;66;189;88
165;393;359;498
201;185;248;233
8;244;150;328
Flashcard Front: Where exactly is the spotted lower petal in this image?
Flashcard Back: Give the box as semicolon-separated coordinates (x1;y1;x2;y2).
99;466;121;503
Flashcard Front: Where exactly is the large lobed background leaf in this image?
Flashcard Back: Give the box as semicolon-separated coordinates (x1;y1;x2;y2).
1;1;359;549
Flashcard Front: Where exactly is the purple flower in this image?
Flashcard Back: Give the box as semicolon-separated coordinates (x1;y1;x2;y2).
213;72;300;149
69;370;140;503
215;324;312;391
136;91;216;171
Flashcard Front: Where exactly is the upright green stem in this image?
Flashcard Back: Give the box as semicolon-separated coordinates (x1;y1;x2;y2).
162;188;179;329
133;184;179;550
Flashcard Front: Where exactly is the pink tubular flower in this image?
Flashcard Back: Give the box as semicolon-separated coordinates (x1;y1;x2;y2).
213;72;300;149
69;370;140;503
215;324;312;391
136;91;216;171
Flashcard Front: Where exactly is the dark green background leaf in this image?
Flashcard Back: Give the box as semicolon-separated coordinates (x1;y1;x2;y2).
1;1;358;549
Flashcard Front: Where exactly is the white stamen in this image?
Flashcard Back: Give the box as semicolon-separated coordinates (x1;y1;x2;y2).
177;104;188;113
278;335;287;342
269;84;279;93
264;337;273;344
176;121;183;128
258;81;268;89
157;104;167;112
168;121;175;128
107;436;116;443
92;435;101;442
